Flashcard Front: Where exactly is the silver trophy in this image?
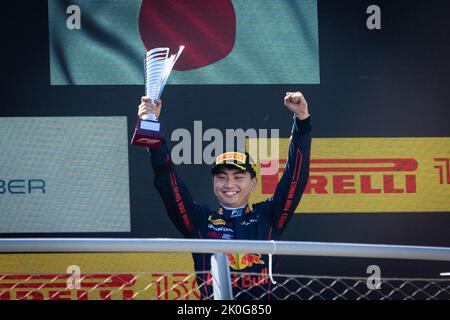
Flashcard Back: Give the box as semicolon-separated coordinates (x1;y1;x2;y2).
131;45;184;148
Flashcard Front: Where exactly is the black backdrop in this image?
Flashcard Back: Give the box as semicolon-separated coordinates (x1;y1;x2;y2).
1;0;449;278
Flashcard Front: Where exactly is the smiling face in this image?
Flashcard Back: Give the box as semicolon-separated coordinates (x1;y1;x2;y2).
213;166;258;208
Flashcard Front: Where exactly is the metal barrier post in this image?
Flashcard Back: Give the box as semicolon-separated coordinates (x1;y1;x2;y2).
211;252;233;300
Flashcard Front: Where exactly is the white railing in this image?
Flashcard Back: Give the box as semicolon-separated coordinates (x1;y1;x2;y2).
1;238;450;261
1;239;449;300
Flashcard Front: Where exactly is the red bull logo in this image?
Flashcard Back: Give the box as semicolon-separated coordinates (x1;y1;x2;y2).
226;253;265;271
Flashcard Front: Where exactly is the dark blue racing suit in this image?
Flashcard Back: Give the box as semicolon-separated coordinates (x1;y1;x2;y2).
148;115;312;299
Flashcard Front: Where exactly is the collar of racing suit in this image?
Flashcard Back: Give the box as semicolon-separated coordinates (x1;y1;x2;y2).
217;203;252;219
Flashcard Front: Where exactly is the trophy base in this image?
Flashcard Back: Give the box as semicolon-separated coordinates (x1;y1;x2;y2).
131;119;163;148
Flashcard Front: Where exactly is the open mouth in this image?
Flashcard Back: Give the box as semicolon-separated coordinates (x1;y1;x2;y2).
223;191;239;196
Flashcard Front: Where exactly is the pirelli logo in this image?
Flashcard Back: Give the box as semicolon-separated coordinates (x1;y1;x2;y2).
0;274;136;300
0;253;200;300
0;273;201;300
262;158;418;195
216;152;247;164
249;138;450;213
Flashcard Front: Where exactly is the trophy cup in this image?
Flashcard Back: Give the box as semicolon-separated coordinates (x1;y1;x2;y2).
131;45;184;148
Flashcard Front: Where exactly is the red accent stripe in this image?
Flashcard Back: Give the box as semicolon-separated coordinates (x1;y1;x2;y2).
168;172;192;232
168;172;175;188
268;227;272;240
276;147;302;228
310;158;417;172
262;158;418;173
296;149;303;181
170;172;177;186
292;150;300;180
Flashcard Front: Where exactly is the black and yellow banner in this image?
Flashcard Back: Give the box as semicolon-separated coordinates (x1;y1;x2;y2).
249;138;450;213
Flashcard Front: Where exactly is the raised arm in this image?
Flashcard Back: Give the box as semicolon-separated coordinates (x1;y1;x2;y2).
266;92;312;234
140;97;202;238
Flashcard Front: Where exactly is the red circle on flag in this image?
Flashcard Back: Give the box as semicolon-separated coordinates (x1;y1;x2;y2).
139;0;236;71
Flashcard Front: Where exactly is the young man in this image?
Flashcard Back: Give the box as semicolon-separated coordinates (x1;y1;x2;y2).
139;92;312;299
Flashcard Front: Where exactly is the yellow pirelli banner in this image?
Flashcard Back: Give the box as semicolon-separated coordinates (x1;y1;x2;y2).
0;253;199;300
249;137;450;213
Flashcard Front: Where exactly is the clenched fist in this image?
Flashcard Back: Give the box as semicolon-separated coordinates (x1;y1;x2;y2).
284;92;309;120
138;96;162;120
